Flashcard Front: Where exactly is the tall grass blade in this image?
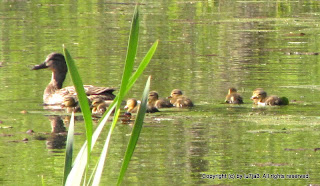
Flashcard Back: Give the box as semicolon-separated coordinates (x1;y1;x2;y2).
90;6;140;185
92;109;121;186
63;111;75;185
117;76;151;186
117;5;139;109
65;103;116;186
63;47;93;185
126;40;158;92
64;4;158;186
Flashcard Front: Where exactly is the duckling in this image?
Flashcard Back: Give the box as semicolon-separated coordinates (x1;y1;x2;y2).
225;88;243;104
167;89;194;108
124;98;159;113
91;98;112;114
251;88;288;106
124;98;139;113
32;53;116;106
62;96;81;112
148;91;173;108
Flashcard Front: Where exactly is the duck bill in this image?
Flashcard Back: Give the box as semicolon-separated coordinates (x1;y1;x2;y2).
32;62;48;70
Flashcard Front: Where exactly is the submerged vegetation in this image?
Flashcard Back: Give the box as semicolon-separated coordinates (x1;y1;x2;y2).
62;5;158;185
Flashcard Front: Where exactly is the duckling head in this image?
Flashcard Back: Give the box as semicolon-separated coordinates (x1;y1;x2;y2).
168;89;183;98
148;91;159;101
251;88;267;102
62;96;78;107
124;98;138;112
228;88;237;94
91;97;104;107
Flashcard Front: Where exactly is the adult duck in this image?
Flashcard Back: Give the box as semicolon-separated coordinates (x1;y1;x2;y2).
167;89;194;108
225;88;243;104
251;88;288;106
32;53;116;106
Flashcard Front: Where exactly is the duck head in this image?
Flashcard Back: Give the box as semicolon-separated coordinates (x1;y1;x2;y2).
32;53;67;89
32;53;67;72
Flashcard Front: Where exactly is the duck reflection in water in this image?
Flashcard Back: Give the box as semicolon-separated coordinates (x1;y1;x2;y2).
45;115;67;150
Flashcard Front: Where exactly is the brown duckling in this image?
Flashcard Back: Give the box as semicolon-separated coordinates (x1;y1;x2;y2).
167;89;194;108
148;91;173;108
225;88;243;104
251;88;288;106
124;98;139;113
32;53;116;106
62;96;81;112
124;98;159;113
91;98;112;114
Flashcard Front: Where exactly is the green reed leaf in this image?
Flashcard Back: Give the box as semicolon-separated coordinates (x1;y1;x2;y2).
117;76;151;186
63;111;75;185
63;46;93;184
117;5;139;108
126;40;158;92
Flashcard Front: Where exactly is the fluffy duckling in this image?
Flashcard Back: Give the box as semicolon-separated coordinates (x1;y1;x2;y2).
167;89;194;108
251;88;288;106
91;98;112;114
62;96;81;112
124;98;139;113
225;88;243;104
148;91;173;108
124;98;159;113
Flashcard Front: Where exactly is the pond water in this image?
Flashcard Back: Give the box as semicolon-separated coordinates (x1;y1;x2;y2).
1;0;320;185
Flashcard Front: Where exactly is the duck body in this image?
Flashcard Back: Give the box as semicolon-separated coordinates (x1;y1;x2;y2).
168;89;194;108
33;53;116;106
148;91;173;108
225;88;243;104
251;88;288;106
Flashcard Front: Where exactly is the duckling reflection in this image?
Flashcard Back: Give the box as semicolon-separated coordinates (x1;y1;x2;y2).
251;88;289;106
225;88;243;104
167;89;194;108
148;91;173;108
